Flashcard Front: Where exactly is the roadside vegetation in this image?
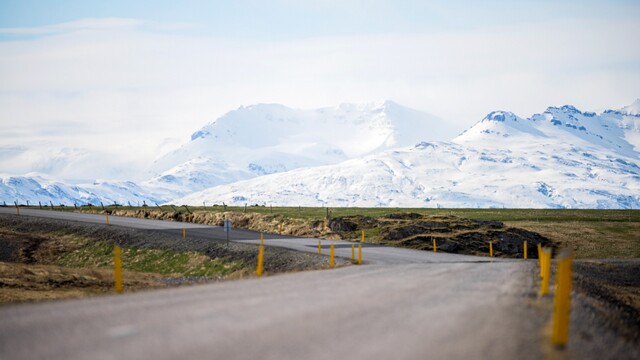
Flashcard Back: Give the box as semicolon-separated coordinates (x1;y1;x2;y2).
0;226;249;305
64;205;639;259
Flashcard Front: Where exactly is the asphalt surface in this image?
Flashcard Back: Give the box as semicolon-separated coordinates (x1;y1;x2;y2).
0;208;543;360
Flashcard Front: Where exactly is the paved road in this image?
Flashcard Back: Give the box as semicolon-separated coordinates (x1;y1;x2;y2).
0;208;543;360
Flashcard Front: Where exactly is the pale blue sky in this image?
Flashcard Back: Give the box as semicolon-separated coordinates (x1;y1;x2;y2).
2;0;638;39
0;0;639;179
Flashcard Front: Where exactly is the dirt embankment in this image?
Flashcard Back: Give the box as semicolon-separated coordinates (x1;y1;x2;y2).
328;213;554;258
88;209;554;258
0;215;344;304
93;208;339;239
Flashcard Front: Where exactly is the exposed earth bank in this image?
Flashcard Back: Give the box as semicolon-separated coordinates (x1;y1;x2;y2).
90;209;556;258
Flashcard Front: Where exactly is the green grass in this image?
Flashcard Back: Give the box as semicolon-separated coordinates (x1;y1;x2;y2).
21;205;640;258
39;204;640;223
54;236;245;277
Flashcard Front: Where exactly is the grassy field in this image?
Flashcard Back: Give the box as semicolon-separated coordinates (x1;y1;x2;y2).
16;205;640;259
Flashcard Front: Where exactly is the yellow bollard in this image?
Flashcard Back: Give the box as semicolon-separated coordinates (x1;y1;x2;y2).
489;241;493;257
551;250;573;347
351;244;355;261
260;232;264;246
329;243;335;268
114;246;123;293
318;240;322;254
361;230;365;243
279;223;282;235
106;214;109;225
524;241;528;260
182;228;186;239
256;245;264;277
433;238;437;253
538;243;543;277
358;244;362;265
540;248;552;295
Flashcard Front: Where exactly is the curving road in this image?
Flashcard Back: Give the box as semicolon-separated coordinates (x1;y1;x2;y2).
0;208;544;360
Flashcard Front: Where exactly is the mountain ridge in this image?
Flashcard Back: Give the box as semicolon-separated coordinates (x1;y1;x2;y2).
2;100;639;208
173;101;640;209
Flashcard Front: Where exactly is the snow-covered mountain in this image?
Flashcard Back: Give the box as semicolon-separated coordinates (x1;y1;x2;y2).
146;101;457;196
174;100;640;209
0;173;168;207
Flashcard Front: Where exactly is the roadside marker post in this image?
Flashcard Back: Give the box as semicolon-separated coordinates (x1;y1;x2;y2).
279;223;282;235
551;250;573;347
224;220;232;246
489;241;493;257
182;228;186;239
318;240;322;254
106;214;109;225
538;244;543;276
256;246;264;277
329;243;335;268
358;244;362;265
524;241;528;260
114;246;123;293
433;238;437;253
260;232;264;246
361;231;365;243
540;248;552;296
351;244;355;261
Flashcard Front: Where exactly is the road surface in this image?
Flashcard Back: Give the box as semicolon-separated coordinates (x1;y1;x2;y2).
0;208;544;360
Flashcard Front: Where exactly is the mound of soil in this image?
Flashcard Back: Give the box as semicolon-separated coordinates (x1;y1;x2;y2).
330;213;555;258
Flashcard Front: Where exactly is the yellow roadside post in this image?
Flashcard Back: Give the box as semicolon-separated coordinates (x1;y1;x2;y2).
318;240;321;254
182;228;186;239
279;223;282;235
329;243;335;268
489;241;493;257
551;250;573;347
260;232;264;246
256;246;264;277
114;246;123;293
524;241;528;260
538;243;543;276
361;230;365;243
351;244;355;261
433;238;437;253
540;247;552;295
106;214;109;225
358;244;362;265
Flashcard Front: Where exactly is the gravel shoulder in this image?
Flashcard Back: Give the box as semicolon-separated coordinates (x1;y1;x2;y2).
568;259;640;358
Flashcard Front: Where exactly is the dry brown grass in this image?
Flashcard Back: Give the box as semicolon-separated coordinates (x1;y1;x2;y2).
506;221;640;259
0;262;166;304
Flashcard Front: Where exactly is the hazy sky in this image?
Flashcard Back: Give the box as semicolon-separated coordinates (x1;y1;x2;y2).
1;0;639;180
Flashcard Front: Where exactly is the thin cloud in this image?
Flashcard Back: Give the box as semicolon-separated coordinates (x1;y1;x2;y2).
0;16;638;179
